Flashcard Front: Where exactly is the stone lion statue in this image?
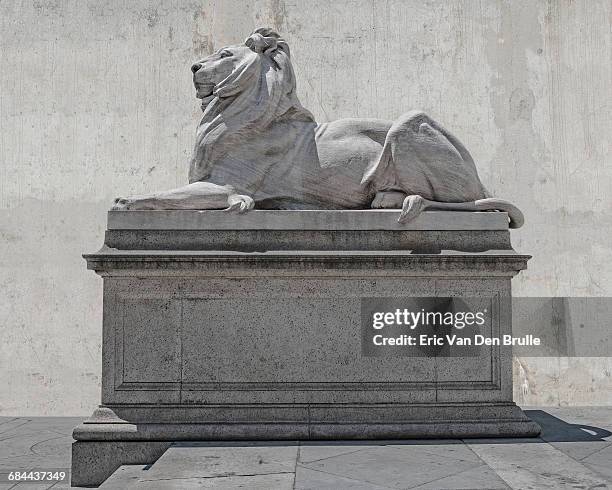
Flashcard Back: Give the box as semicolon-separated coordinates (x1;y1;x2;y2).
113;28;523;227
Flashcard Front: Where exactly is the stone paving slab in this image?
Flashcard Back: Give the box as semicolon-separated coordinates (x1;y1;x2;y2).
105;472;295;489
134;441;298;482
408;464;511;490
297;445;502;489
547;440;612;461
294;466;391;489
467;441;610;489
0;417;79;489
96;465;146;489
298;442;382;464
98;461;296;489
2;410;612;488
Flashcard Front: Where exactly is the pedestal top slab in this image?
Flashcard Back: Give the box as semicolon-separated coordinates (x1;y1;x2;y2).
107;210;509;231
89;210;527;271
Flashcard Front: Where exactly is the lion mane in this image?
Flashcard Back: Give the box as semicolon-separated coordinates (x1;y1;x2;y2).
188;28;316;187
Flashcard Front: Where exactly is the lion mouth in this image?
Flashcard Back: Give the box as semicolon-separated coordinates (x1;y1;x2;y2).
194;81;215;99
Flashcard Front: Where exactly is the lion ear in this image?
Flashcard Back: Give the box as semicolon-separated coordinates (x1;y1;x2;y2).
246;32;276;54
245;28;289;58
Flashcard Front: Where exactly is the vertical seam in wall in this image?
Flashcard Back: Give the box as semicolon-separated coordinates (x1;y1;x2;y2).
120;295;126;392
179;297;184;403
307;404;311;439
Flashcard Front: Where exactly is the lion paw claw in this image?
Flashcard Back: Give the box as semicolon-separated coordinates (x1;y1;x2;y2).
398;195;427;223
225;194;255;213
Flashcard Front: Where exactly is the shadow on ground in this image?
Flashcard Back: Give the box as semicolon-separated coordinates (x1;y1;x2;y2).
526;409;612;442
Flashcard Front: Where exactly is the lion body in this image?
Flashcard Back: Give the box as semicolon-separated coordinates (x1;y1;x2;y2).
112;28;524;228
200;116;392;210
183;35;487;210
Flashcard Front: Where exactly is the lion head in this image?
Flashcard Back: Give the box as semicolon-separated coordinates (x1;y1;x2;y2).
188;28;315;183
190;44;254;107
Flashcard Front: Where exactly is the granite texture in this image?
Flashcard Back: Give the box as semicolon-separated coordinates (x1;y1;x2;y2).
106;209;511;231
72;210;539;486
102;210;515;253
71;442;171;488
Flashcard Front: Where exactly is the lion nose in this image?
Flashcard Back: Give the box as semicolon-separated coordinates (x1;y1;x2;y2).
191;63;202;74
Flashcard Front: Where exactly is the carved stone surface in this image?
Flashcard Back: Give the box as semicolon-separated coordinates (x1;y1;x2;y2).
112;28;524;228
73;27;535;488
73;210;539;486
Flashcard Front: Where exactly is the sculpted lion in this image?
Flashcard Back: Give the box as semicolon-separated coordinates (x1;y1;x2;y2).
113;28;523;227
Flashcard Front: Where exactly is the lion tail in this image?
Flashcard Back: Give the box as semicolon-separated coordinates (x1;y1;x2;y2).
399;195;524;229
474;198;524;228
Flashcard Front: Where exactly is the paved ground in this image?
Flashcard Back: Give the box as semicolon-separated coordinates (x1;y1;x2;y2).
0;408;611;489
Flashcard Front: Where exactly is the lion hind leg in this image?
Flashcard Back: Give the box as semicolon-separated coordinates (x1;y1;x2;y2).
373;111;487;202
371;191;406;209
361;142;392;186
398;195;524;229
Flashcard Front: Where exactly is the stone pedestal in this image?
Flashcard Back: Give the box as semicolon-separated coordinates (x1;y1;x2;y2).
72;210;540;487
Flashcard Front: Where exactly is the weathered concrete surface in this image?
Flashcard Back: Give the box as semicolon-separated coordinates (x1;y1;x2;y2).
0;1;611;415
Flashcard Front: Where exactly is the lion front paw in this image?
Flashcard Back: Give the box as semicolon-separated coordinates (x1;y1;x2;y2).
225;194;255;213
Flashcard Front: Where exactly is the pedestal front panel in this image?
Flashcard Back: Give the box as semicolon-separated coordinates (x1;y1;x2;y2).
103;275;508;407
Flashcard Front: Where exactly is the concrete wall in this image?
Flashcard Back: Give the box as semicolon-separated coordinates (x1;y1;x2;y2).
1;0;610;415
